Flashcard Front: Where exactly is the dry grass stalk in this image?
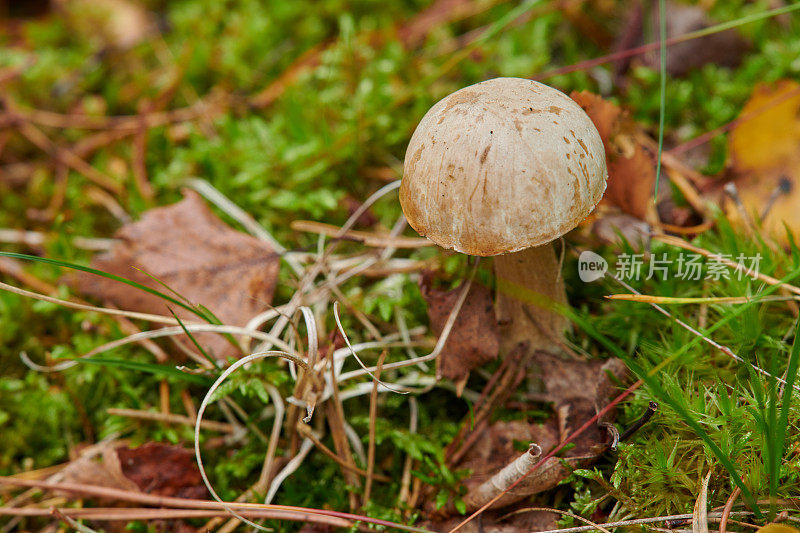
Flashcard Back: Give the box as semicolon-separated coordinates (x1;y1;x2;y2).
106;408;235;433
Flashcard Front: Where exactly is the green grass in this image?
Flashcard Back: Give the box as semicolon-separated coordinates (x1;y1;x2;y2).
2;0;800;530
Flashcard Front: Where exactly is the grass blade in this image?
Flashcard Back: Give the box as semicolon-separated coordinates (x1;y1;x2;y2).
74;357;213;385
0;251;208;322
654;0;667;200
168;307;218;368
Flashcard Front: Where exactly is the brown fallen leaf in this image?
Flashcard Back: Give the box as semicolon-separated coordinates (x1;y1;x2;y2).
71;190;279;360
60;444;140;495
570;91;657;221
59;442;208;500
116;442;208;499
726;79;800;243
419;270;499;394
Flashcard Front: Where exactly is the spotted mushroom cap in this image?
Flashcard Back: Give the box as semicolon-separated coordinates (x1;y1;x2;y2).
400;77;607;256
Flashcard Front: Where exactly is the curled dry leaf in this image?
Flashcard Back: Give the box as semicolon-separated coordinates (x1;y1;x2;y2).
726;80;800;243
71;190;279;360
419;270;499;393
570;91;656;221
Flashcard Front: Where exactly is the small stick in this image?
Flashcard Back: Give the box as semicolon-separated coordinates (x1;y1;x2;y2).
157;381;171;419
619;401;658;442
364;350;388;505
181;389;197;421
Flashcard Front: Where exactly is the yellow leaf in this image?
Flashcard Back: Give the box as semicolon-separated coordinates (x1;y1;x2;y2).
730;80;800;171
727;80;800;242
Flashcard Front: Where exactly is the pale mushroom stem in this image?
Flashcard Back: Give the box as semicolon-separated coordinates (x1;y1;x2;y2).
493;244;569;356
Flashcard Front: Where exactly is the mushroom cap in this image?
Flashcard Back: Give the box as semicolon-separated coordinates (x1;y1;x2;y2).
400;77;608;256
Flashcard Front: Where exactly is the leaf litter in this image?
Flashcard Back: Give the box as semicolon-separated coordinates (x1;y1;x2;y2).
419;269;499;394
4;0;800;530
69;190;280;360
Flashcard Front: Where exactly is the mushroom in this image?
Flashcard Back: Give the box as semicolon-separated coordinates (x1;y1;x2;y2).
400;77;607;355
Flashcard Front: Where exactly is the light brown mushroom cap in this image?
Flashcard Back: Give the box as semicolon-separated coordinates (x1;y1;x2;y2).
400;77;608;256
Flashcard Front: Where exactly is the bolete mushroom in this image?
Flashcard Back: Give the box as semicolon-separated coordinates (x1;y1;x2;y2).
400;77;607;355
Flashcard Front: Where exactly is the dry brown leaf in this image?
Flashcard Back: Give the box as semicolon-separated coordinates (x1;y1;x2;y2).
71;190;279;360
726;80;800;243
60;445;140;495
116;442;208;499
419;270;499;392
571;91;656;221
60;442;208;501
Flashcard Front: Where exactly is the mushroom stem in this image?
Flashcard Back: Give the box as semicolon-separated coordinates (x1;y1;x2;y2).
494;244;569;355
